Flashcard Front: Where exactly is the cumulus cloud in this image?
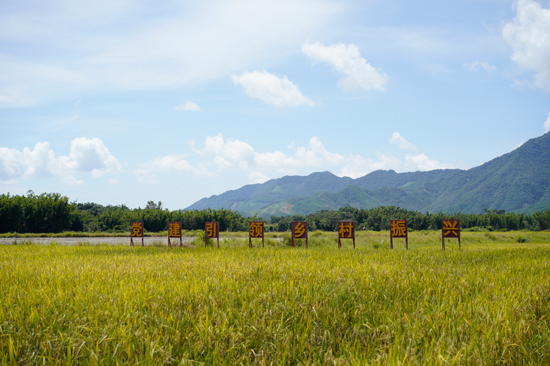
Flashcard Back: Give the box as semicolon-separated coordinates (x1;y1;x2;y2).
502;0;550;91
232;70;315;108
389;132;417;152
0;0;341;106
544;112;550;132
0;137;121;184
302;42;389;92
135;169;157;184
463;61;497;73
175;100;201;111
178;133;452;181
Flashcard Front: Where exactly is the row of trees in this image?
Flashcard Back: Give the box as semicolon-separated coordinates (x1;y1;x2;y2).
1;192;550;233
271;206;550;232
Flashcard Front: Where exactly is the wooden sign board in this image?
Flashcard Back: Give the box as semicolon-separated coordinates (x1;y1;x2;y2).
291;221;308;248
130;221;144;247
338;221;355;249
390;219;408;250
442;219;460;250
249;221;264;248
168;221;182;247
205;221;220;248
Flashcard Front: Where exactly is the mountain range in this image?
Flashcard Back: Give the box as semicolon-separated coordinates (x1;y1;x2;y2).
187;132;550;217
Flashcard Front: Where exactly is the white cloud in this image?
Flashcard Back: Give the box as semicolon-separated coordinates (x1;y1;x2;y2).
184;133;451;181
135;169;157;184
302;42;389;92
175;100;201;111
389;132;417;152
108;178;118;185
0;0;341;106
463;61;497;73
61;175;85;186
544;112;550;132
231;70;315;108
0;138;121;184
502;0;550;91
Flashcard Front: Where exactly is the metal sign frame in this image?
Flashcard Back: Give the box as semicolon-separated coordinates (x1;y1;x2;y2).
168;221;183;247
291;221;309;248
205;221;220;248
390;219;408;250
249;221;264;248
338;221;355;249
130;221;144;247
442;219;461;250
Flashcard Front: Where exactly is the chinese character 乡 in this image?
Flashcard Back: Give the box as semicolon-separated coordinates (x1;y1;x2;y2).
338;222;353;238
169;223;181;237
206;222;217;237
443;220;459;237
391;221;407;237
250;222;263;238
294;222;306;237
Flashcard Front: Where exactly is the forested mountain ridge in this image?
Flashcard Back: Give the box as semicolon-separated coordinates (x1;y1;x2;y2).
187;132;550;216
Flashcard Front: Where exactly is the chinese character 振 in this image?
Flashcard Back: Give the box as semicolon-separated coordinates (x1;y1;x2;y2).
391;220;407;237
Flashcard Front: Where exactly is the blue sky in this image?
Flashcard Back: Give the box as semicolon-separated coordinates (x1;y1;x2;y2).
1;0;549;210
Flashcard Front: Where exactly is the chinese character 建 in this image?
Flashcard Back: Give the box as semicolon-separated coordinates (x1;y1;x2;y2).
249;222;263;238
131;222;142;237
294;222;306;237
391;220;407;237
442;220;459;237
169;222;181;237
338;222;354;238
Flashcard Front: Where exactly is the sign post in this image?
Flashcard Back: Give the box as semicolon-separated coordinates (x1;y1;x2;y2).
168;222;183;247
291;221;308;248
130;222;144;247
338;221;355;249
205;221;220;248
390;219;408;250
249;221;264;248
442;219;461;250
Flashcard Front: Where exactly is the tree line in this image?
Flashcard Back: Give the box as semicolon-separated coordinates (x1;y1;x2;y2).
1;191;549;233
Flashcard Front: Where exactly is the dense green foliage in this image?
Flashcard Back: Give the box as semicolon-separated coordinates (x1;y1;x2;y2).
2;191;550;234
272;206;550;232
0;192;252;234
1;241;550;364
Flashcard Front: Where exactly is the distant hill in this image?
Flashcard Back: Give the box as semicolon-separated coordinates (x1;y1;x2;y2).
186;132;550;216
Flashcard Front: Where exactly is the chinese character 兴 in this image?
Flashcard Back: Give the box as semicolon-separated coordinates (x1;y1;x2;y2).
442;220;459;237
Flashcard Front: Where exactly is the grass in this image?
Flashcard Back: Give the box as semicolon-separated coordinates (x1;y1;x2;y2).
1;232;550;364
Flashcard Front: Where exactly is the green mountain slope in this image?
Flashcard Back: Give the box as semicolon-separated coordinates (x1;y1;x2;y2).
186;132;550;216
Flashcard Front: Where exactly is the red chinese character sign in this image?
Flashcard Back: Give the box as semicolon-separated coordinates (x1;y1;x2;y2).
168;222;182;247
338;221;355;249
291;221;308;248
130;222;144;247
390;219;408;250
249;221;264;248
205;221;219;248
442;219;460;250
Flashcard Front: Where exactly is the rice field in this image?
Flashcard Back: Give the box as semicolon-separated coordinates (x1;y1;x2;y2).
1;231;550;365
